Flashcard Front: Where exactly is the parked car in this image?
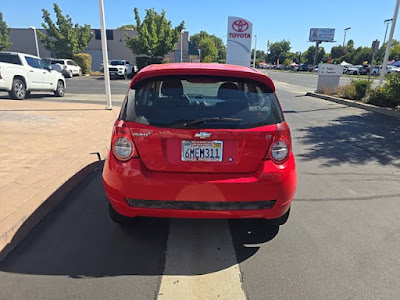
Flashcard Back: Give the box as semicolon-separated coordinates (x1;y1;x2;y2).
298;64;309;71
346;65;368;75
371;65;400;75
108;60;137;79
307;65;318;72
43;58;82;78
100;60;110;72
102;63;297;226
0;52;66;100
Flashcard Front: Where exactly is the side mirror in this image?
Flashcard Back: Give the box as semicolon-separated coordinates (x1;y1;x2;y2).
47;65;53;71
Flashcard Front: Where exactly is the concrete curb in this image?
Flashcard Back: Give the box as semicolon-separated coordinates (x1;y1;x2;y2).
0;148;108;262
306;92;400;119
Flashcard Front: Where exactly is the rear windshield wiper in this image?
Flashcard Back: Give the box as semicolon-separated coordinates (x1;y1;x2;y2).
183;117;242;127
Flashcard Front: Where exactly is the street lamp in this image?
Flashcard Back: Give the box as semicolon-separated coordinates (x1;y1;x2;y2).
29;26;40;57
253;35;257;68
383;18;393;45
180;31;183;63
379;0;399;86
296;51;302;70
343;27;351;47
98;0;112;110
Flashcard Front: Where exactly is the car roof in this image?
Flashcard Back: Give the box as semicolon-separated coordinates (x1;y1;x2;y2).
130;63;276;91
0;51;39;59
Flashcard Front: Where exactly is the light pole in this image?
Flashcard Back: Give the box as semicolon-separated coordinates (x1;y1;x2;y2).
383;18;393;45
379;0;399;86
296;51;301;70
343;27;351;47
98;0;112;110
29;26;40;57
180;31;183;63
253;35;257;68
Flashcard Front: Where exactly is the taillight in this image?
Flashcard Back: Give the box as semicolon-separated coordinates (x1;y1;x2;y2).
111;120;138;161
265;122;291;164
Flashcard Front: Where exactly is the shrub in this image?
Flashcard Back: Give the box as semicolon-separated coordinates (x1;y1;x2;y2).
338;79;371;100
350;79;371;100
366;73;400;108
73;53;92;74
338;84;357;100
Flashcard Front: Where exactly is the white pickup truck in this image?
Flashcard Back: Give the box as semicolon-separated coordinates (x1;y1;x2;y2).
0;52;66;100
108;60;137;79
371;65;400;76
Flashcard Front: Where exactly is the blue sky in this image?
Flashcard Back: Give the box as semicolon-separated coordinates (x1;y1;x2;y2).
2;0;400;53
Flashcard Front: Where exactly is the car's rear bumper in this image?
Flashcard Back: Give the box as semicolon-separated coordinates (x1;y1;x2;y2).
0;80;10;91
102;153;296;220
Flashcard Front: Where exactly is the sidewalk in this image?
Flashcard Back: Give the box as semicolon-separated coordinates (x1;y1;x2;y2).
0;94;123;259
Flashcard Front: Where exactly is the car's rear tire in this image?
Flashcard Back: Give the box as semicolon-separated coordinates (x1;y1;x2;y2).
54;80;65;97
9;78;26;100
265;207;291;226
109;203;135;226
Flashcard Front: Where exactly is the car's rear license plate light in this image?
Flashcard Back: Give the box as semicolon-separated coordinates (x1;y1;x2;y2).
181;140;223;162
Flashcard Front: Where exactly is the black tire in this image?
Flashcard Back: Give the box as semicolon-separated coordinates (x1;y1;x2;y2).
54;80;65;97
109;203;135;226
9;78;26;100
353;71;357;75
266;207;291;226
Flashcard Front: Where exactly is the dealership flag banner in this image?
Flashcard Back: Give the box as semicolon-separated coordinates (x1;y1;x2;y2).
226;16;253;66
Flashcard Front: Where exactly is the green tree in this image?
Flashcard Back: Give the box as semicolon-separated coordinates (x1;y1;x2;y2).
303;45;325;65
0;12;12;51
344;46;371;65
267;40;291;63
191;31;225;62
125;8;184;64
389;44;400;61
199;37;217;62
117;24;136;30
38;4;92;58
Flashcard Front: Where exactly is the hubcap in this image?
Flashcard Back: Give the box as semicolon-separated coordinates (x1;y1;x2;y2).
15;82;25;98
58;82;64;96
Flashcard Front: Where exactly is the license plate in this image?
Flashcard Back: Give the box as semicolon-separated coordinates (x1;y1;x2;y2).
182;140;223;162
110;72;116;76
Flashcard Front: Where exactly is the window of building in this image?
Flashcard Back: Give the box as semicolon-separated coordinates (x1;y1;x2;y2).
95;29;114;40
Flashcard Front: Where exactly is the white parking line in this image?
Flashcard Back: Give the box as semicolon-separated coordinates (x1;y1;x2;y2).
157;219;246;300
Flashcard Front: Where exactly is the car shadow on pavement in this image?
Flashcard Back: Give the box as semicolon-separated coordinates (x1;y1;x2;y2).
0;167;279;278
298;111;400;167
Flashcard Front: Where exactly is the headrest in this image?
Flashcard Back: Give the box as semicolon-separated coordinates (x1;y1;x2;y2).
161;79;184;96
217;82;240;100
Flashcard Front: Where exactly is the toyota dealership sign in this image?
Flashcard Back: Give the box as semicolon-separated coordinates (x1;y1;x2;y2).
226;16;253;66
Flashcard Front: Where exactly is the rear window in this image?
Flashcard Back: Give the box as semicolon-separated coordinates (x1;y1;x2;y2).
51;60;65;65
123;76;283;129
0;54;22;65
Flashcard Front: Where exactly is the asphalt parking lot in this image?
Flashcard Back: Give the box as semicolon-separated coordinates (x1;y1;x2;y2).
65;75;130;94
1;77;399;299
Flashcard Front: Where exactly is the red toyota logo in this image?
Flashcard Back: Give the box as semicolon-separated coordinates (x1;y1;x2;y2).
232;19;249;32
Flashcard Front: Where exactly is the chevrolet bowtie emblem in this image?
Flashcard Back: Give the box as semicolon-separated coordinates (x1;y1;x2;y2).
194;132;211;139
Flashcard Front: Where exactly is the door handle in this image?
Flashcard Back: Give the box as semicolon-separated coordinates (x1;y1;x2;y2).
43;72;47;74
30;70;34;72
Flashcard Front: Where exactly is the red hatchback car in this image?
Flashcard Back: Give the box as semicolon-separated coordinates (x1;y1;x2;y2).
102;63;296;225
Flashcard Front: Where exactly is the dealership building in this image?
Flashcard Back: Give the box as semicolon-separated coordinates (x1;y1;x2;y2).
7;28;200;70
